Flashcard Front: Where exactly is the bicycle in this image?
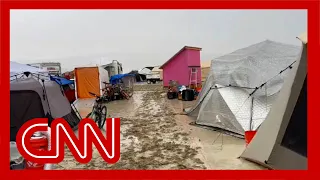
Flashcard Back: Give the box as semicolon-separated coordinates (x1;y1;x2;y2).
86;92;107;129
112;84;130;100
123;86;133;98
119;85;130;100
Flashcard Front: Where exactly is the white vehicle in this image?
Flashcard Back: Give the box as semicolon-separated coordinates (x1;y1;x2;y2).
139;66;163;84
146;73;161;84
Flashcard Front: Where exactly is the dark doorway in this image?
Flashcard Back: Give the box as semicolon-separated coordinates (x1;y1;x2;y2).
281;76;307;157
10;90;45;141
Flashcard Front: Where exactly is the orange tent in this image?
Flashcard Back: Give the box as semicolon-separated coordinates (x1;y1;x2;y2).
74;66;110;99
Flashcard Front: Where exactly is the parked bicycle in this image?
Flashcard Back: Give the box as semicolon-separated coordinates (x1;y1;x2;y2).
86;92;107;129
101;82;115;102
119;85;130;100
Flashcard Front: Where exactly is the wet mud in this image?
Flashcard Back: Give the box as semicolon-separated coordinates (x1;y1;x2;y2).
55;85;206;170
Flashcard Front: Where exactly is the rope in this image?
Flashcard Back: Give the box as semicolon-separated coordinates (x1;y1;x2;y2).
212;132;224;150
41;79;52;118
186;60;296;117
227;60;297;125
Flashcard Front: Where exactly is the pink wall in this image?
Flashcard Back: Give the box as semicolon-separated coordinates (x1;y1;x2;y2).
187;50;201;67
187;50;202;84
162;49;201;87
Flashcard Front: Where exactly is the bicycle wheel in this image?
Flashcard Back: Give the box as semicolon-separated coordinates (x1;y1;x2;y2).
127;89;133;98
121;90;130;100
95;106;107;129
99;106;107;129
86;112;92;118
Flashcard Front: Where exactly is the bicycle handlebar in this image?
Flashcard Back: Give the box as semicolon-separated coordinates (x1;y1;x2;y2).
89;92;99;97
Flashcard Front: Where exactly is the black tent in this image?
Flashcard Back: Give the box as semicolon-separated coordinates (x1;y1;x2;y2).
10;77;81;141
128;70;146;82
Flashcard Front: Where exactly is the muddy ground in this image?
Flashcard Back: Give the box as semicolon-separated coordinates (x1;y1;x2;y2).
55;84;264;170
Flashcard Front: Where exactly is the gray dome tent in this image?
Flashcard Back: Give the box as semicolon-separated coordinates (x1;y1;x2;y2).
185;40;301;136
10;76;81;141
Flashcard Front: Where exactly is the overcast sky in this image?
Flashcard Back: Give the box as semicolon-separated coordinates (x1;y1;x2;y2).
10;10;307;73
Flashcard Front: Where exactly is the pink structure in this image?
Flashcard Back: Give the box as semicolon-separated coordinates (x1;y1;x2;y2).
159;46;202;87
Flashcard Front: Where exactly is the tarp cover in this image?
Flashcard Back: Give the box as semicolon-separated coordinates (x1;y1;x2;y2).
186;40;301;135
110;73;135;85
50;76;74;86
209;40;300;95
75;67;100;98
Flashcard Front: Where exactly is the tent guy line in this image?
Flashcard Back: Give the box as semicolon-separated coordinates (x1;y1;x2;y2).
248;60;296;96
221;60;297;119
185;59;297;117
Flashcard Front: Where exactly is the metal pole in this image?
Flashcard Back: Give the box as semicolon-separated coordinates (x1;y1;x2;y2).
249;97;254;131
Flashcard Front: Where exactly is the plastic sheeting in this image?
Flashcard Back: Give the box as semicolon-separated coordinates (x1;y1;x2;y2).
50;76;74;85
110;73;135;85
98;66;110;91
186;40;301;136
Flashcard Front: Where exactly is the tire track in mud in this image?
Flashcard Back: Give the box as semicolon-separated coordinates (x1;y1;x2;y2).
55;90;206;170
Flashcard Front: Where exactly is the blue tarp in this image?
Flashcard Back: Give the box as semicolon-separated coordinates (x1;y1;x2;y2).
50;76;74;86
110;73;135;85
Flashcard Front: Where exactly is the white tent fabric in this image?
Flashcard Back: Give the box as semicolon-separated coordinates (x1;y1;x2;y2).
185;40;301;136
10;61;49;80
98;66;110;94
240;32;307;169
138;67;152;75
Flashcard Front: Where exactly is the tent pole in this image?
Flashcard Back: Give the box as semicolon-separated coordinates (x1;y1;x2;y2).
249;97;254;131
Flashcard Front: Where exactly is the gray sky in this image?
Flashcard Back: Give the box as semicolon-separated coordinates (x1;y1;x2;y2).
10;10;307;73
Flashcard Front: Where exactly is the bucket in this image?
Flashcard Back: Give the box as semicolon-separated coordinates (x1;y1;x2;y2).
245;131;257;146
25;132;48;170
196;87;202;92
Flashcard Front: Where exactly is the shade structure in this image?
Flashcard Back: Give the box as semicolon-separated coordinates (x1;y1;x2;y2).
185;40;301;136
10;61;49;80
240;32;307;170
74;66;109;99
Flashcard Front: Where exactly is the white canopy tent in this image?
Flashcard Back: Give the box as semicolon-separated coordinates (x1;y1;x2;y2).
10;61;49;80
